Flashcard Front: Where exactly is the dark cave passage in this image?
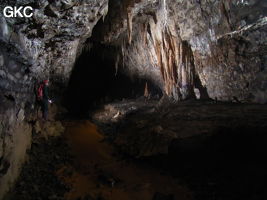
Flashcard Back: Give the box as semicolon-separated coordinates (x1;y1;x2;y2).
64;42;162;115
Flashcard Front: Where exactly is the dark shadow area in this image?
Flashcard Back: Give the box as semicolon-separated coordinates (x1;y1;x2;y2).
144;126;267;200
64;43;162;115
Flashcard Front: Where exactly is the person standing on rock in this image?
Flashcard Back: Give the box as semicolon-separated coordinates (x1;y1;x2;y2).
37;79;52;120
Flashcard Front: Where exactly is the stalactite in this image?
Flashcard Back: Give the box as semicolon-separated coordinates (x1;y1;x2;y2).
156;27;179;97
121;38;126;68
127;10;133;45
178;41;196;99
151;23;196;100
142;23;148;46
115;54;120;76
102;4;109;22
155;39;163;77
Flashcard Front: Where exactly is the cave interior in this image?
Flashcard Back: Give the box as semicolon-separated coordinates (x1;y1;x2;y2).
0;0;267;200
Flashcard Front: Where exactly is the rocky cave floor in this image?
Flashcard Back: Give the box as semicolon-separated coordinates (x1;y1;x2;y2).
6;99;267;200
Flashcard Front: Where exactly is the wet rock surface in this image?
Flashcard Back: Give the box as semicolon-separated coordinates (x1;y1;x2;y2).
7;120;192;200
7;134;72;200
92;99;267;200
7;99;267;200
93;99;267;157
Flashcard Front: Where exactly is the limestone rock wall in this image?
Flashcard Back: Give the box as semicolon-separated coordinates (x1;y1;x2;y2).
98;0;267;102
0;0;108;198
0;99;32;198
0;0;108;82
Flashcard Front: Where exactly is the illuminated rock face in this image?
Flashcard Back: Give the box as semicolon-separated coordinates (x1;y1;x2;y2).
95;0;267;102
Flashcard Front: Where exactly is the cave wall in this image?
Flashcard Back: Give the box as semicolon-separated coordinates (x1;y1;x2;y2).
0;0;108;82
97;0;267;102
0;0;108;198
0;96;32;199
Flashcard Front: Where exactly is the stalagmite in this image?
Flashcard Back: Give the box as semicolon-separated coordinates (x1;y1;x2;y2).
144;82;149;98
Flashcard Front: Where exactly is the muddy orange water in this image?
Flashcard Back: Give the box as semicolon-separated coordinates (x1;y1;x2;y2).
57;120;192;200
